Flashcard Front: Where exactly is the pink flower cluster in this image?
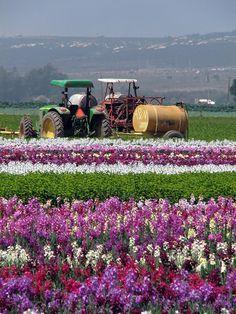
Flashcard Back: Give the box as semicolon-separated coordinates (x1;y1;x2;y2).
0;143;235;166
0;196;234;312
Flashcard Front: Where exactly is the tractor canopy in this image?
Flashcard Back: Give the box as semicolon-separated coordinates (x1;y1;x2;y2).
98;78;137;84
51;80;94;88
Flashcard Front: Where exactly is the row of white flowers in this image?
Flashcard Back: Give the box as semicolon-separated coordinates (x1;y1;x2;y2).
1;161;236;175
0;137;235;149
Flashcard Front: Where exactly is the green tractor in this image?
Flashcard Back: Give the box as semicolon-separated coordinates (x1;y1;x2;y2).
19;80;112;139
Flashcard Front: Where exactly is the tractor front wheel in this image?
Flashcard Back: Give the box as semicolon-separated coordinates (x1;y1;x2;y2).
41;111;64;138
93;116;112;138
19;116;36;139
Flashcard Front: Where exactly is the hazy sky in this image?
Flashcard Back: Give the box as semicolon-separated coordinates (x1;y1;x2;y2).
0;0;235;37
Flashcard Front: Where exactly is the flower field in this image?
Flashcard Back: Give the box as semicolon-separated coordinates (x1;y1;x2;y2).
0;197;235;313
0;137;235;313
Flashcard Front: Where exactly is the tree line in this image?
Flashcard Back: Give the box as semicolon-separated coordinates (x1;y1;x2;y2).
0;64;67;102
0;63;236;104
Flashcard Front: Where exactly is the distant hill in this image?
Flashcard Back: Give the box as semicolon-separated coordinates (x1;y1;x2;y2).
0;31;236;104
0;31;236;73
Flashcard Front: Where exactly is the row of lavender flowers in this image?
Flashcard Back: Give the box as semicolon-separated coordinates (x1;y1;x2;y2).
0;137;235;174
0;196;235;312
0;138;235;166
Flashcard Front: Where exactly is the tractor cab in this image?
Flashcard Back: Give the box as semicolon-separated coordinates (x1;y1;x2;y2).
98;78;142;131
19;79;111;139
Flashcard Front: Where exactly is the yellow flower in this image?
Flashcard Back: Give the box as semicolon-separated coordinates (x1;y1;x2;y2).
187;228;196;239
209;219;216;232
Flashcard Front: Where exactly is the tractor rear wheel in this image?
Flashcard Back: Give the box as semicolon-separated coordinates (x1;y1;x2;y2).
163;130;184;140
19;116;36;139
41;111;64;139
94;116;112;137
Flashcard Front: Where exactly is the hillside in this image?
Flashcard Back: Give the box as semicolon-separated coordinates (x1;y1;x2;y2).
1;31;236;72
0;31;236;103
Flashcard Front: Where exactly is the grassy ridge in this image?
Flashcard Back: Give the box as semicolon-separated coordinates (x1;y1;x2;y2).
189;116;236;141
0;114;236;141
0;172;235;203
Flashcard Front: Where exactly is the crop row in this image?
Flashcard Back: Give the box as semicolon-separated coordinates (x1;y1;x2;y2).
0;196;234;312
2;161;236;176
1;161;236;175
0;142;235;166
0;138;235;175
0;172;235;202
1;137;235;148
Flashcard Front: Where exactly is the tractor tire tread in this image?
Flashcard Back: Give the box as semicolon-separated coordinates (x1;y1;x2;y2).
41;111;64;138
19;116;36;139
101;117;112;137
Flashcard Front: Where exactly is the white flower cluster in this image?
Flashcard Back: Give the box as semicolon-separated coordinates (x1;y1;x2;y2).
0;244;30;267
101;252;113;265
129;237;138;254
85;244;103;267
66;241;83;267
191;240;214;273
153;245;161;260
71;241;83;262
0;136;235;149
0;161;235;175
168;246;190;269
191;240;206;261
221;261;227;274
85;244;113;267
43;244;55;260
217;242;228;253
209;253;216;266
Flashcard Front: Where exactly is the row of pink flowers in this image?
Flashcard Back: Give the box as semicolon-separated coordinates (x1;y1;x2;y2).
0;144;235;166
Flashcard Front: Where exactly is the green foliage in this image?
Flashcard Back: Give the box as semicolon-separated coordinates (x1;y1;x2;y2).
0;115;37;130
0;172;235;203
189;116;236;141
0;101;45;109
